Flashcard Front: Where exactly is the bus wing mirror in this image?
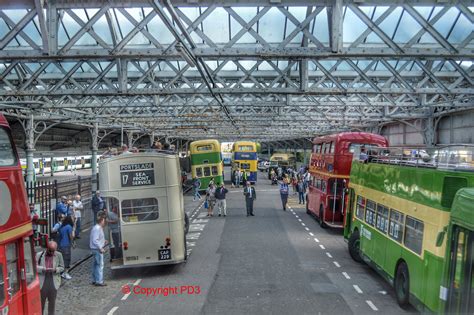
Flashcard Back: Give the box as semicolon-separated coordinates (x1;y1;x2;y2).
435;226;447;247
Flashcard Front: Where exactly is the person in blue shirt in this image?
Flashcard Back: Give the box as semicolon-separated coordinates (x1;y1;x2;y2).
57;215;74;280
55;196;68;219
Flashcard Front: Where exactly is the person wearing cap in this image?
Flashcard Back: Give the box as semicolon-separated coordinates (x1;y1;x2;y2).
55;196;68;219
92;191;105;225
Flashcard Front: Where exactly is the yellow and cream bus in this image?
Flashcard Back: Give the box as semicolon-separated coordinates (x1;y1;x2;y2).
99;151;188;269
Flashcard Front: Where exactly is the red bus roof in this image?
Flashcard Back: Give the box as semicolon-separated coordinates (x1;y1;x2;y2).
312;132;387;145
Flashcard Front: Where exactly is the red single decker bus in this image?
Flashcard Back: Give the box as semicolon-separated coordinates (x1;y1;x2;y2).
306;132;388;228
0;114;41;314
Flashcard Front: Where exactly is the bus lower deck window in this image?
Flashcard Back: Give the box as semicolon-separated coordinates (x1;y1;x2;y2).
121;198;159;222
211;166;218;175
204;167;211;177
196;168;202;177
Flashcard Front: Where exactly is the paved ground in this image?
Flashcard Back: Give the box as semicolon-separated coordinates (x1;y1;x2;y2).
52;168;416;315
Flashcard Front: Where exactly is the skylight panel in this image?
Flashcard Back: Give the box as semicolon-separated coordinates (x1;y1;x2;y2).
202;8;229;44
258;7;285;44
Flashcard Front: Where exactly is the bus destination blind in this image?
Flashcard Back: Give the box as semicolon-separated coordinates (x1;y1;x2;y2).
120;163;155;187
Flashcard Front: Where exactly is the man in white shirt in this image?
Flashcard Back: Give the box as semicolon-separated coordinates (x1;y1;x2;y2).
72;194;83;239
90;215;108;286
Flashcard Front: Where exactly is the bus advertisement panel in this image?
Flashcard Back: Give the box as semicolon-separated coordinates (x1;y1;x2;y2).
231;141;258;184
190;139;223;189
345;145;474;313
307;132;388;228
0;114;41;314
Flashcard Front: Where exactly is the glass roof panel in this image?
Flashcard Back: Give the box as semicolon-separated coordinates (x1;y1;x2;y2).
230;7;257;44
343;7;368;43
433;7;459;38
257;7;286;44
393;10;422;43
58;12;81;45
372;6;390;21
285;7;308;44
92;14;113;46
378;7;403;39
448;14;472;43
312;8;329;44
147;14;175;45
5;9;27;24
414;6;433;20
202;8;229;44
179;7;205;44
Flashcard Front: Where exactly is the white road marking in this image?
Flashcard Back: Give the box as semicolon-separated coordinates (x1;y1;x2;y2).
107;306;119;315
366;300;378;311
309;232;314;236
319;244;325;249
298;219;302;222
326;252;333;258
314;238;319;243
353;285;363;294
342;272;351;280
82;227;91;233
304;227;310;231
295;215;299;218
121;279;142;301
333;261;341;268
301;223;306;226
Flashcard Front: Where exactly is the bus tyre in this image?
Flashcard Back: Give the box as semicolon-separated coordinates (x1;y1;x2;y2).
319;206;326;228
184;213;189;234
394;262;410;308
348;229;363;263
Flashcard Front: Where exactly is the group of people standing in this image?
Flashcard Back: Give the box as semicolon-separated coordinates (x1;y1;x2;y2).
231;168;250;188
277;166;310;211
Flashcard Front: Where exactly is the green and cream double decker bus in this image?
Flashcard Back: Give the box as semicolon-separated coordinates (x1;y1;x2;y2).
344;145;474;313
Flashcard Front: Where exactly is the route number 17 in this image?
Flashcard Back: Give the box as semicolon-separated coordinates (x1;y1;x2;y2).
122;174;128;185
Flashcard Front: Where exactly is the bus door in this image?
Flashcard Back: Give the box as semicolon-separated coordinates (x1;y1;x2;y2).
4;242;23;314
447;226;473;314
328;178;345;224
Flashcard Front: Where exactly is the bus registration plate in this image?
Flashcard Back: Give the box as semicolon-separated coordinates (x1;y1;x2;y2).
158;249;171;260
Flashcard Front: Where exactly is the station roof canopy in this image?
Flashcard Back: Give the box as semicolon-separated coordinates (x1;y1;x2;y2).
0;0;472;142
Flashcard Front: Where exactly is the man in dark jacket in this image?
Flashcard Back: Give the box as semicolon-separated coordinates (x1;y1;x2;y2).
91;191;105;225
243;182;256;216
215;183;229;217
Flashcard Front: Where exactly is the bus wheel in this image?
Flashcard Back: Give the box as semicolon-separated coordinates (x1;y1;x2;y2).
184;213;189;234
319;206;326;228
394;262;410;307
348;229;363;263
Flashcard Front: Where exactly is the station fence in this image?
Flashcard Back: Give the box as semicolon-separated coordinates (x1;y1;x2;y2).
25;175;98;236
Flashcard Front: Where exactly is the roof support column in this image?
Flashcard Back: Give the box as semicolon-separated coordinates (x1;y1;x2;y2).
25;115;36;185
90;122;99;192
46;0;58;55
328;0;343;53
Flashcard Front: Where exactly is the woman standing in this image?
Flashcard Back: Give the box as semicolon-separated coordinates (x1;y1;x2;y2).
58;215;75;280
279;179;290;211
206;183;217;217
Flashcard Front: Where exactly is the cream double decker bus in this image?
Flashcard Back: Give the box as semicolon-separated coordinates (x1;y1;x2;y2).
99;152;188;269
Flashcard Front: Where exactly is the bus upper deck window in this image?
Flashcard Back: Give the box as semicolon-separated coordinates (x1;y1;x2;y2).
0;128;16;166
211;166;218;175
204;167;211;177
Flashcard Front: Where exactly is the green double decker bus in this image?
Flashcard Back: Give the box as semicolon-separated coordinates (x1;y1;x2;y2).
344;145;474;313
190;139;223;189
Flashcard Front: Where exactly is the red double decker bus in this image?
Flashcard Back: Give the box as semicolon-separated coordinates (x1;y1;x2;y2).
0;114;41;314
306;132;388;228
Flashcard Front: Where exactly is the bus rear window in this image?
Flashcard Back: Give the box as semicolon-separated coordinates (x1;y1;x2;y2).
238;145;254;151
196;145;213;152
0;128;16;166
122;198;159;222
